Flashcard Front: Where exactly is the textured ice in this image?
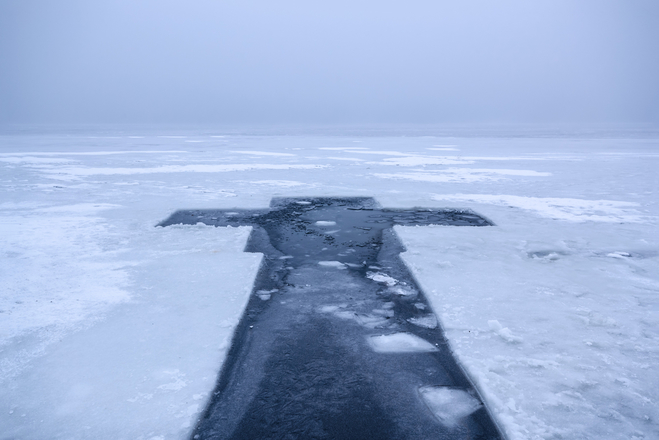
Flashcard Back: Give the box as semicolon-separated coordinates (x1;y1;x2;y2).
431;193;648;223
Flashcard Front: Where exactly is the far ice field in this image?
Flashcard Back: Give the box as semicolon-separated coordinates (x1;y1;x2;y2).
1;127;658;440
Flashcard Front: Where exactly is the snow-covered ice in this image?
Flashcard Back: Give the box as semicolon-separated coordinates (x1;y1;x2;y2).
1;127;658;439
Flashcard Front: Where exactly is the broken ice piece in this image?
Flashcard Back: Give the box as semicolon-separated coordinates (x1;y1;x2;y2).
315;220;337;226
390;285;417;297
356;314;391;328
256;289;278;301
407;315;438;329
366;271;398;286
318;261;347;269
414;303;426;310
418;386;482;428
367;332;438;353
295;201;311;205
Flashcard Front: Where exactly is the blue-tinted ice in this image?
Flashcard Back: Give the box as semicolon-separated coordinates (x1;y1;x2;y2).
159;197;501;440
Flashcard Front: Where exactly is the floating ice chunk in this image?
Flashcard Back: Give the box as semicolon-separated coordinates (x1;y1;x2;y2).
318;261;347;269
414;303;426;310
367;272;398;286
367;333;438;353
278;255;293;259
295;201;312;205
256;289;277;301
408;315;438;329
315;221;337;226
418;386;482;427
356;314;391;328
390;285;417;297
372;308;394;318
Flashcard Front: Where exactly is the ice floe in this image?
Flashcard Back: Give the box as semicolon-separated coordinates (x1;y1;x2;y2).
367;333;438;353
418;386;482;428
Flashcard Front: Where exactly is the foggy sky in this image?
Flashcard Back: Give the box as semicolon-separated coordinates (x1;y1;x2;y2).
1;0;658;124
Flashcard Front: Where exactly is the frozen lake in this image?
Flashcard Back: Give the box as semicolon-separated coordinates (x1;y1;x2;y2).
1;126;658;439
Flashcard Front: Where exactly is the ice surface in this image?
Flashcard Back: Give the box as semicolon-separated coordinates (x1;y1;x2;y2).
431;193;648;223
418;386;482;427
1;128;658;439
367;333;439;353
0;222;260;439
39;163;325;179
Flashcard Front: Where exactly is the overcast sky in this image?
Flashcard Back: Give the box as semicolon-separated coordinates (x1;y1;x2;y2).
1;0;657;125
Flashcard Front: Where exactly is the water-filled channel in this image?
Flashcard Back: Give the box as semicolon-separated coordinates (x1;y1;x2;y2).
159;197;502;440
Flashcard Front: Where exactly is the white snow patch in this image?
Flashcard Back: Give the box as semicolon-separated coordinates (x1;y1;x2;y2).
488;320;523;343
229;150;296;157
431;193;650;223
375;168;549;183
315;220;337;226
374;156;474;166
328;156;365;161
37;164;326;178
428;145;459;151
0;156;76;164
248;180;306;187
